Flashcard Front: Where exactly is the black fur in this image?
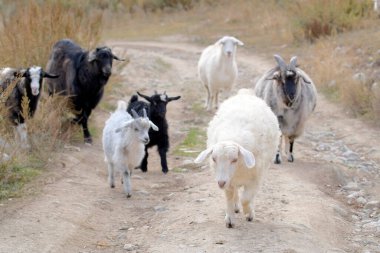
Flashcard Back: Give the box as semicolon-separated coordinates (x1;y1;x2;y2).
0;67;58;125
45;39;124;143
127;91;180;173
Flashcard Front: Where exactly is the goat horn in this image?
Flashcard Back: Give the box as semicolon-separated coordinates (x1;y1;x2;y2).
137;91;152;102
274;54;287;72
143;108;147;118
289;56;298;71
131;109;139;118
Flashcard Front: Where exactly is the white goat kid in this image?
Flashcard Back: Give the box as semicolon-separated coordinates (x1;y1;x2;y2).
102;101;158;197
198;36;244;111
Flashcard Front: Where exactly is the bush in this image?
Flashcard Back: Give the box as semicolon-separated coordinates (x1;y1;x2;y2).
291;0;373;42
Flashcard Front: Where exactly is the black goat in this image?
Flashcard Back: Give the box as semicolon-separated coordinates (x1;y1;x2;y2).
0;66;58;146
45;39;124;144
127;91;181;174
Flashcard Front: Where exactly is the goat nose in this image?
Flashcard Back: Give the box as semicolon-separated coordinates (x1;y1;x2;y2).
218;181;226;188
227;51;232;57
144;137;150;144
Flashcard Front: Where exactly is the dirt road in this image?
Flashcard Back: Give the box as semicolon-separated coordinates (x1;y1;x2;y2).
0;39;379;253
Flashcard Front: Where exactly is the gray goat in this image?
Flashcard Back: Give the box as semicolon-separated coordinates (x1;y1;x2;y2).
254;55;317;164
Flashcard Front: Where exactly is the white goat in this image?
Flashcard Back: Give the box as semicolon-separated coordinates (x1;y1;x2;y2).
254;55;317;164
102;100;158;197
195;89;280;228
197;36;244;111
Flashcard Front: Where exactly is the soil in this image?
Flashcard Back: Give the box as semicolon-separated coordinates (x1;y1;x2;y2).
0;38;379;253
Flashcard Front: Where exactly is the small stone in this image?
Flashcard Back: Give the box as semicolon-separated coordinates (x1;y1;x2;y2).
343;182;360;191
127;227;135;231
333;205;349;218
356;197;367;206
123;243;137;251
196;198;206;203
365;201;380;209
154;206;167;212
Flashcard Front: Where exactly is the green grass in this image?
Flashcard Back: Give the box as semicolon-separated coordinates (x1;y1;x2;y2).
174;127;206;157
0;162;42;200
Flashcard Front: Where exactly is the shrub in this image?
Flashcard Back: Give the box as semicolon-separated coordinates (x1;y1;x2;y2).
291;0;373;42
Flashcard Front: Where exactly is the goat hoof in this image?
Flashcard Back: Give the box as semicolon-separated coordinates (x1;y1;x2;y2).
246;216;253;222
226;222;234;228
126;194;132;198
234;208;240;213
162;170;168;174
84;137;93;145
287;154;294;162
274;154;281;164
110;184;115;188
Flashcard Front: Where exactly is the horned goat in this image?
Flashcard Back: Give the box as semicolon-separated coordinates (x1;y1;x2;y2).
102;100;158;197
127;91;180;174
254;55;317;164
46;39;125;144
0;67;58;147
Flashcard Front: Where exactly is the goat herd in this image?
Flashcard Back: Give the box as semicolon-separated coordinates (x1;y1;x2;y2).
0;36;317;228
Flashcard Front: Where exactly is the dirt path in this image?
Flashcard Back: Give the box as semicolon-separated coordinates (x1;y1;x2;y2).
0;39;379;253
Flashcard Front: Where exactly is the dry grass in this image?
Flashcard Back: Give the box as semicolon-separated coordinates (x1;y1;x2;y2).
304;26;380;122
0;0;103;199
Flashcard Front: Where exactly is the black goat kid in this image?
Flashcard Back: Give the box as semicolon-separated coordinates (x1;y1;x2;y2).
127;91;180;174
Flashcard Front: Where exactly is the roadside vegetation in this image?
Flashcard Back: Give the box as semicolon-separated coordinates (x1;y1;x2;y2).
0;0;378;199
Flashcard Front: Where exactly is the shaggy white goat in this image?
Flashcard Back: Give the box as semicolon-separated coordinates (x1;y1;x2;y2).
102;100;158;197
195;89;280;228
254;55;317;164
197;36;244;111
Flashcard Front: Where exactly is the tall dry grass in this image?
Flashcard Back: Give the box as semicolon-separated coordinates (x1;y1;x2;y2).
0;0;103;199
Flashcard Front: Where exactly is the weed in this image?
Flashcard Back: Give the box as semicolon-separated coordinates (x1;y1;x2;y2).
174;127;206;157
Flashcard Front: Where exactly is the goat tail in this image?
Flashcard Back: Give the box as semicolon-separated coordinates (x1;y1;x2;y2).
117;100;127;111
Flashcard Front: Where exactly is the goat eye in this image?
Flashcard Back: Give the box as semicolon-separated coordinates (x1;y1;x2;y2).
212;157;216;162
231;159;238;163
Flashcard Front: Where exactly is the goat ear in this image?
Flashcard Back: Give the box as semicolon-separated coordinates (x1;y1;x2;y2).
274;54;287;72
19;69;28;78
112;53;125;61
149;121;159;131
115;119;134;133
194;146;213;163
88;50;97;62
216;37;226;45
167;96;181;102
265;71;281;81
238;145;255;168
42;70;59;79
233;38;244;46
137;91;152;103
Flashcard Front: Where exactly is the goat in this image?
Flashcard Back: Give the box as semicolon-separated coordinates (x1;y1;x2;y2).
195;89;280;228
254;55;317;164
102;100;158;197
198;36;243;111
127;91;180;174
45;39;125;144
0;67;58;146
